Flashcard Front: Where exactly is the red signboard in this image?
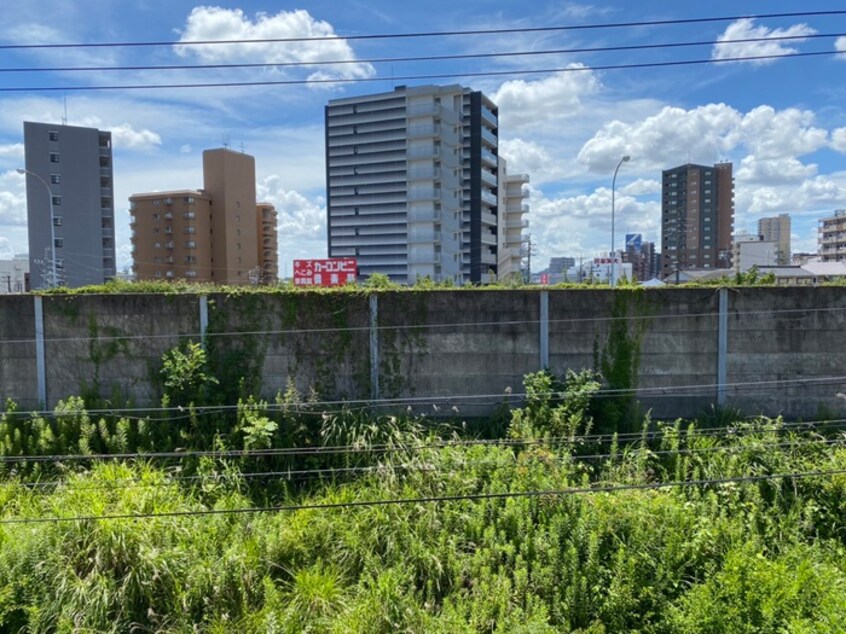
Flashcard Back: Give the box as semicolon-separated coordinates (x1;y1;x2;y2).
293;258;357;287
540;273;549;285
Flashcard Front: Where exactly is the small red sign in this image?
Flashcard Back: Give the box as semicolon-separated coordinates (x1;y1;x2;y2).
293;258;357;287
540;273;549;285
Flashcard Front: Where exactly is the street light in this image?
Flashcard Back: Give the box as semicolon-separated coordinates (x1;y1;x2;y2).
610;155;631;287
17;168;58;288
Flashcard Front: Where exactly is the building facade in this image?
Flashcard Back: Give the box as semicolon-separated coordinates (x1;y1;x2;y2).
0;254;29;293
23;121;116;288
325;85;504;284
623;236;660;281
498;160;529;281
732;230;778;272
130;149;277;284
661;162;734;277
818;209;846;262
758;213;791;265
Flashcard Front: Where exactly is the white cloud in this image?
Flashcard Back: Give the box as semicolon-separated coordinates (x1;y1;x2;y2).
499;138;571;184
107;124;161;149
180;144;193;154
736;155;817;184
0;144;24;159
712;18;816;65
621;179;661;196
577;103;828;174
834;36;846;56
492;68;600;131
256;176;327;269
832;128;846;153
175;7;375;83
0;170;26;228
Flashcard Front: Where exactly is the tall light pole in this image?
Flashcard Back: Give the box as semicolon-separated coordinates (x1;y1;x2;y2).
17;168;58;288
610;155;630;287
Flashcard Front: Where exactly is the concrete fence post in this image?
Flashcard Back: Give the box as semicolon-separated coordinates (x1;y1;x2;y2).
33;295;47;406
198;295;209;347
369;294;379;401
539;290;549;370
717;287;728;407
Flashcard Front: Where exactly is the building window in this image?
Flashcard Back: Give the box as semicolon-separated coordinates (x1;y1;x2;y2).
51;196;61;206
53;216;62;227
185;226;196;234
155;271;162;278
154;228;160;234
154;242;161;249
49;153;60;163
153;213;160;220
185;271;197;278
50;174;60;184
153;257;162;264
54;238;63;248
48;131;59;142
185;240;196;248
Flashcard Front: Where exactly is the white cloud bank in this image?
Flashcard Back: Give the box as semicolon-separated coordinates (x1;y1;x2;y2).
712;18;816;64
176;7;375;83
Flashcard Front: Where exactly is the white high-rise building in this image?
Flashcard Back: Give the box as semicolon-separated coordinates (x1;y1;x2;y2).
758;213;791;265
325;85;520;284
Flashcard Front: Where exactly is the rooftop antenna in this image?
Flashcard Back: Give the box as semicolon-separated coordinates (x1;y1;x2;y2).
239;141;246;154
222;132;230;150
62;95;67;125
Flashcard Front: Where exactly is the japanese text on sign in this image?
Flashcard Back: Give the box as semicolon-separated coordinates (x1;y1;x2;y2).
293;258;357;287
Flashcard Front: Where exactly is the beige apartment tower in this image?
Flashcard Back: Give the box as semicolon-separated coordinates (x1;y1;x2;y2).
758;213;791;265
130;148;277;284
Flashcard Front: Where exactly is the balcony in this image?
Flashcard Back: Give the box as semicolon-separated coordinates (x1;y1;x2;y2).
481;170;497;187
481;148;497;168
408;146;439;159
409;251;441;265
408;124;440;138
408;167;440;181
408;230;440;244
408;188;441;201
481;190;497;207
481;127;497;148
481;106;497;128
481;231;497;246
408;208;441;222
408;103;441;117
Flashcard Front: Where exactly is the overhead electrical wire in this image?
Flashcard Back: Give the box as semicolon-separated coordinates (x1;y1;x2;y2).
2;32;843;73
5;301;846;348
0;10;843;50
0;50;840;92
1;413;844;465
0;436;841;497
3;467;845;525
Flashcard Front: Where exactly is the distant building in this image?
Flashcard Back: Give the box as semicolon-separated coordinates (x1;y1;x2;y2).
497;164;530;281
0;254;28;293
661;162;734;277
23;121;116;288
732;230;778;272
548;257;575;273
130;148;278;284
623;234;660;281
325;84;514;284
818;209;846;263
758;213;791;265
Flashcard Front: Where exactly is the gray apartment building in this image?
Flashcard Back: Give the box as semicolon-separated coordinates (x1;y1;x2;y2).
661;162;734;277
23;121;116;288
325;85;503;284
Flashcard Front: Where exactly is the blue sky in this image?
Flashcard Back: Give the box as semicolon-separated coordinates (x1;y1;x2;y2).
1;1;845;275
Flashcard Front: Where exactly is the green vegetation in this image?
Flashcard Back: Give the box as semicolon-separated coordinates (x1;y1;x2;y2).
1;360;846;632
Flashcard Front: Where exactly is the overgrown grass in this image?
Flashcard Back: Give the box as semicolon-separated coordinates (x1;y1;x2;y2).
1;370;846;631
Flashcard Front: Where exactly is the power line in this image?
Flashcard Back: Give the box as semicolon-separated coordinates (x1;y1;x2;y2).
5;298;846;347
2;413;845;465
0;50;839;93
1;11;843;50
2;32;842;74
3;467;845;525
5;436;843;493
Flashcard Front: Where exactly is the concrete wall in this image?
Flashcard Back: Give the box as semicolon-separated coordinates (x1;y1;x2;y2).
1;288;845;420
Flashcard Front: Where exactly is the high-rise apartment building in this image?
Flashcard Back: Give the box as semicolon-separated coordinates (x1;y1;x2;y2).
758;213;791;265
325;84;504;284
130;148;277;284
818;209;846;262
661;162;734;276
23;121;116;288
498;159;530;281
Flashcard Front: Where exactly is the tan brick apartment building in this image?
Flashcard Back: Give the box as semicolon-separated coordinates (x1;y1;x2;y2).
130;149;278;284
